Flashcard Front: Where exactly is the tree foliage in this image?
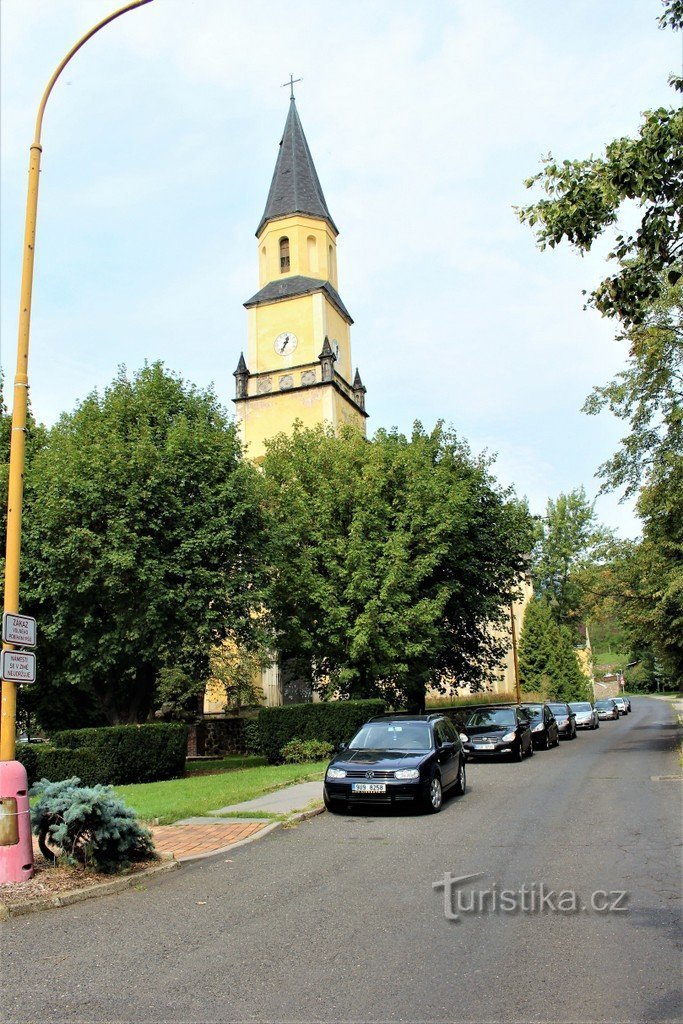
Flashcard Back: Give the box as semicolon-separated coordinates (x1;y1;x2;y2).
20;363;268;729
532;487;613;631
260;422;533;708
518;599;590;701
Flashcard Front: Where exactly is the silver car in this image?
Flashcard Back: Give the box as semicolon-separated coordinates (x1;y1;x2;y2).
612;696;628;715
569;701;599;730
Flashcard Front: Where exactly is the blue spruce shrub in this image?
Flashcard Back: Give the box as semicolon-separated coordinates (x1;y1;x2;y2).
30;777;157;873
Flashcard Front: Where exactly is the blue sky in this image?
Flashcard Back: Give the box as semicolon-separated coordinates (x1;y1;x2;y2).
1;0;678;535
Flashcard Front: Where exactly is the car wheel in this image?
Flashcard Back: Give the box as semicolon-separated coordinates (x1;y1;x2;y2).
454;758;467;796
526;738;534;757
425;773;443;813
510;741;523;762
542;733;549;751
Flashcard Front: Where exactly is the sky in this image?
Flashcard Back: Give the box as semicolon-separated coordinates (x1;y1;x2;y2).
1;0;678;537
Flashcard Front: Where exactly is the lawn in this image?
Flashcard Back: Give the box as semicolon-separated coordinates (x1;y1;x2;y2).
184;755;267;774
116;761;326;825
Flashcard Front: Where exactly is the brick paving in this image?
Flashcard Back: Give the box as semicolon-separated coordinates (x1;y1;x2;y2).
151;821;269;861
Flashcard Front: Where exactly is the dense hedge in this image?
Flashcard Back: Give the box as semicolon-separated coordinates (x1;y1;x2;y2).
17;744;100;787
42;723;189;785
258;699;385;764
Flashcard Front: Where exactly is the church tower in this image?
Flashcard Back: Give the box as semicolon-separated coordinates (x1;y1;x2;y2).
233;94;368;460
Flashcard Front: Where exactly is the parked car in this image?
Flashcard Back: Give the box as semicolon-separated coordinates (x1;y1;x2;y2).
323;714;466;814
595;698;619;721
546;702;578;740
569;701;599;730
612;696;628;715
521;702;560;750
461;706;533;762
623;695;632;711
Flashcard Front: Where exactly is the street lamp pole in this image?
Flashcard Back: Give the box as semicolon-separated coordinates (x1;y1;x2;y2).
0;0;154;882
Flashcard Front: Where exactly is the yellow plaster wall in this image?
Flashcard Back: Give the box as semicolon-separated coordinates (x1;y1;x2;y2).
257;215;339;288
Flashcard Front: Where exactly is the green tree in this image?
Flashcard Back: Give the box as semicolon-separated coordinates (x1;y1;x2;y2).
518;599;590;701
21;363;268;729
517;4;682;328
260;422;533;710
532;488;613;631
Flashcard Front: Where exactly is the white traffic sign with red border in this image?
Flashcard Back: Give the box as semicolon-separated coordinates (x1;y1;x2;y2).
1;650;36;683
2;613;37;648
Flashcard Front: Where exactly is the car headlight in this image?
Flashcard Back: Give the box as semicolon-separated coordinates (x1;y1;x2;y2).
326;767;346;779
501;731;517;742
532;722;544;732
394;768;420;780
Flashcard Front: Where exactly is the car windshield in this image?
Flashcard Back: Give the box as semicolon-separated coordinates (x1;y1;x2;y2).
595;701;611;709
466;709;516;728
523;704;543;718
570;703;592;712
349;722;433;752
547;704;568;715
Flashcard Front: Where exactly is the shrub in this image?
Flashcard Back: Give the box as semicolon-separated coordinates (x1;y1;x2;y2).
242;717;262;754
258;699;385;764
280;738;334;764
17;744;100;787
30;777;157;873
50;723;188;785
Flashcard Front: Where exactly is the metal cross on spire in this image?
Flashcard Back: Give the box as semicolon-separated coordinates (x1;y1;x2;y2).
282;73;302;100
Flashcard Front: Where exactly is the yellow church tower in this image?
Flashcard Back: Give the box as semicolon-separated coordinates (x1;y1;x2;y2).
233;93;368;458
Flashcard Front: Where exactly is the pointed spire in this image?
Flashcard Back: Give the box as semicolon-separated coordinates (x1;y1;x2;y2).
352;369;365;392
256;98;337;237
353;368;366;411
318;336;336;382
234;352;248;376
233;352;250;399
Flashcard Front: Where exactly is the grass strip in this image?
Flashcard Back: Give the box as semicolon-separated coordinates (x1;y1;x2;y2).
116;762;326;825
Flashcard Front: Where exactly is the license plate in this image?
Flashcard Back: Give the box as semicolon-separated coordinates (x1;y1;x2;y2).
474;743;494;750
351;783;386;794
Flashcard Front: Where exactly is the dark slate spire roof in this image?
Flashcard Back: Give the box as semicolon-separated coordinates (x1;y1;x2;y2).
256;98;337;237
233;352;249;376
353;369;366;391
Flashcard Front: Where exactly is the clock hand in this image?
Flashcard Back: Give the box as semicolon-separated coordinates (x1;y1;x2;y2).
281;336;289;351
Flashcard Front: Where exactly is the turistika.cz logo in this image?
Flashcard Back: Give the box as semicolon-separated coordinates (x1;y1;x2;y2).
433;872;629;923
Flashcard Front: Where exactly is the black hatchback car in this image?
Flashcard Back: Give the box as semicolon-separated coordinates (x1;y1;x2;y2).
323;715;466;814
521;702;560;750
546;702;577;739
461;706;533;761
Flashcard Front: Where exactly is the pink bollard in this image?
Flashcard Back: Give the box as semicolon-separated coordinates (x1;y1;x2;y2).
0;760;34;882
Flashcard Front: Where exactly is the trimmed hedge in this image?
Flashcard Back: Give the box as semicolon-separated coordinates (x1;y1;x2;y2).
17;744;100;787
44;723;189;785
258;699;385;764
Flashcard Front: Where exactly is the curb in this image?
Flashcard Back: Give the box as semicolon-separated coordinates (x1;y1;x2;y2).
180;804;325;861
0;858;180;920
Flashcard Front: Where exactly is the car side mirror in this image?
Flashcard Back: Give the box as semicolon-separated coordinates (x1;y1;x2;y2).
336;740;347;752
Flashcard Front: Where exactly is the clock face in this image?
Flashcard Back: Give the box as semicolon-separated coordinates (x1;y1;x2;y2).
274;331;298;356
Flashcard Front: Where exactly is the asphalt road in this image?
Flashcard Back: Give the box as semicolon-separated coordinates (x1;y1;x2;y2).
2;697;681;1024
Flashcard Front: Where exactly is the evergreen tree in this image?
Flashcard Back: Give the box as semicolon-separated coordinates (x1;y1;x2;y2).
518;599;589;700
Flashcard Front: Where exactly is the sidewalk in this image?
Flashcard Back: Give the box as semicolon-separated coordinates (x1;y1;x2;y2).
150;779;325;862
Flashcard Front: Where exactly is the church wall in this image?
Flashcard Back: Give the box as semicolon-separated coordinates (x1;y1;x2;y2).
249;296;318;371
257;215;338;287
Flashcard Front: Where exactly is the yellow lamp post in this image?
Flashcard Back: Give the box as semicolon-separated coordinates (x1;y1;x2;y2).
0;0;154;882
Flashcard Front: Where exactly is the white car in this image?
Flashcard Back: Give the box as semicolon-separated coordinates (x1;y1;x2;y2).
612;696;628;715
569;701;599;730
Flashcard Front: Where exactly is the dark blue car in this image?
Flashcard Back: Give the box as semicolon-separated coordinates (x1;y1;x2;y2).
323;714;467;814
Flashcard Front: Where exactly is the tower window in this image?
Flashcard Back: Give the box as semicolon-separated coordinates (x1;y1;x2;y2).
279;237;290;272
307;235;318;272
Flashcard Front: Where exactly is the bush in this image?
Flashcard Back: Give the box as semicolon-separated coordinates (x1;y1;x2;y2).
280;738;334;764
242;717;262;754
258;699;385;764
30;777;157;873
49;723;188;785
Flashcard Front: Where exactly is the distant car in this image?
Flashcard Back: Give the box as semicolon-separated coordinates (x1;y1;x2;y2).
521;702;560;750
546;702;577;740
461;706;533;762
569;701;599;730
612;696;628;715
595;699;619;721
323;714;467;814
623;695;632;711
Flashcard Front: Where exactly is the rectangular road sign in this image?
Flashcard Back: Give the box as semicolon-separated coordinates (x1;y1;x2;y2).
2;613;37;648
1;650;36;683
